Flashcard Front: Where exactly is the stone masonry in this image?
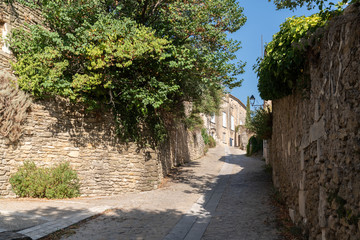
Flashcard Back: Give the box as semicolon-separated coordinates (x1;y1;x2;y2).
269;4;360;240
0;98;204;197
0;1;43;71
0;1;205;197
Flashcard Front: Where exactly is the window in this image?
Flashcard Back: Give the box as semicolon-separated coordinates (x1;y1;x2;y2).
222;112;227;128
0;22;10;54
231;115;235;131
240;120;243;125
210;113;215;123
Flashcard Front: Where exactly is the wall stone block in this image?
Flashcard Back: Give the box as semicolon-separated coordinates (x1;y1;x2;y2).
0;97;204;197
0;0;206;198
269;4;360;239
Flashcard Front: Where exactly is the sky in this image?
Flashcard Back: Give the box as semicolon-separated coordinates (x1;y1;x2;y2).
229;0;318;107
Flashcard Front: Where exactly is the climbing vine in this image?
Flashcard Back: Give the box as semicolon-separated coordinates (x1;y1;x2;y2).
254;14;329;100
270;0;360;11
255;1;354;101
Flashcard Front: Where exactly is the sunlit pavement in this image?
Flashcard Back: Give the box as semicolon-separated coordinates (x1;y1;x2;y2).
0;144;279;240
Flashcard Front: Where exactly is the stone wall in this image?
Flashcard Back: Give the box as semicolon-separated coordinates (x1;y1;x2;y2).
0;1;43;70
158;115;205;178
0;1;205;198
269;4;360;240
0;98;204;197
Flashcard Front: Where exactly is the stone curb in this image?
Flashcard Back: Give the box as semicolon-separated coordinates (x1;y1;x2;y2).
17;205;111;240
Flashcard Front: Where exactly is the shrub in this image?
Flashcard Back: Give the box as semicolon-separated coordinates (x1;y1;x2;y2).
201;128;216;153
10;161;80;199
201;128;216;148
208;135;216;148
246;136;263;156
201;128;210;145
248;108;272;140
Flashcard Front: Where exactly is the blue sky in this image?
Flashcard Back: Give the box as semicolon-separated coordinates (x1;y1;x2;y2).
229;0;317;106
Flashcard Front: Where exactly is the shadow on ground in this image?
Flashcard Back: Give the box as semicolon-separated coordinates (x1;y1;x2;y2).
0;207;84;232
1;149;279;240
165;160;219;195
41;208;185;240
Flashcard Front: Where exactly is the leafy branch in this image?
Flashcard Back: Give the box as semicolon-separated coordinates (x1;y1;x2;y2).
8;0;246;147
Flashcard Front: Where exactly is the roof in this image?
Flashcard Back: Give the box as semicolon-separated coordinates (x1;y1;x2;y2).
229;94;246;109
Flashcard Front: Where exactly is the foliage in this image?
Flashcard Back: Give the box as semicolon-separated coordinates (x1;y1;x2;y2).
269;0;358;11
0;71;32;142
184;113;204;131
248;107;272;140
245;96;251;129
208;136;216;148
235;125;240;133
184;87;223;131
10;161;80;199
201;128;216;148
8;0;246;147
246;135;263;156
254;14;327;100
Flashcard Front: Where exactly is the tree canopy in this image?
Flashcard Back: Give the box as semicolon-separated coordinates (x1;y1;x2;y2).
8;0;246;146
269;0;358;10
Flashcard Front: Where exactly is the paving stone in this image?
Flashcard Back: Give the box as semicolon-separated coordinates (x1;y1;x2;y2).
0;231;32;240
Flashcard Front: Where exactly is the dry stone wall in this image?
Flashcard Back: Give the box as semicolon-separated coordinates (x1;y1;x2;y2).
0;98;204;197
0;1;205;198
269;4;360;240
0;1;43;71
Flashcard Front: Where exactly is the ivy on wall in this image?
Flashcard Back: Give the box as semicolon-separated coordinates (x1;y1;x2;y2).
254;14;328;100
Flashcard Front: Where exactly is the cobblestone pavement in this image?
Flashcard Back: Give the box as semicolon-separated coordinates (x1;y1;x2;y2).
57;146;280;240
0;144;280;240
56;145;226;240
201;150;279;240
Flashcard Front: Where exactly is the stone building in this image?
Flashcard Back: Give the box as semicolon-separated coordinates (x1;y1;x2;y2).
202;94;247;148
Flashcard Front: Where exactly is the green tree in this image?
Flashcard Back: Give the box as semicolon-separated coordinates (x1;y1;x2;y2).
8;0;247;147
245;96;251;128
269;0;358;11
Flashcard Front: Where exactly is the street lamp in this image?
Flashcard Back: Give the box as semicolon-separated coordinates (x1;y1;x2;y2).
250;95;262;108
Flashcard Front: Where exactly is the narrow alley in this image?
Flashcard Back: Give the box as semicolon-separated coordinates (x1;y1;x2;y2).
0;145;280;240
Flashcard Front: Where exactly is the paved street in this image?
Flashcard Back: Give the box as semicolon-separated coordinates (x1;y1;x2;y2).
0;144;280;240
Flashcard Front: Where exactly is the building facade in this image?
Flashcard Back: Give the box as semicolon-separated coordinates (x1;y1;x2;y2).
203;94;247;148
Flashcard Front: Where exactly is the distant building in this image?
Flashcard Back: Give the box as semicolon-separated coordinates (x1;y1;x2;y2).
202;94;248;148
